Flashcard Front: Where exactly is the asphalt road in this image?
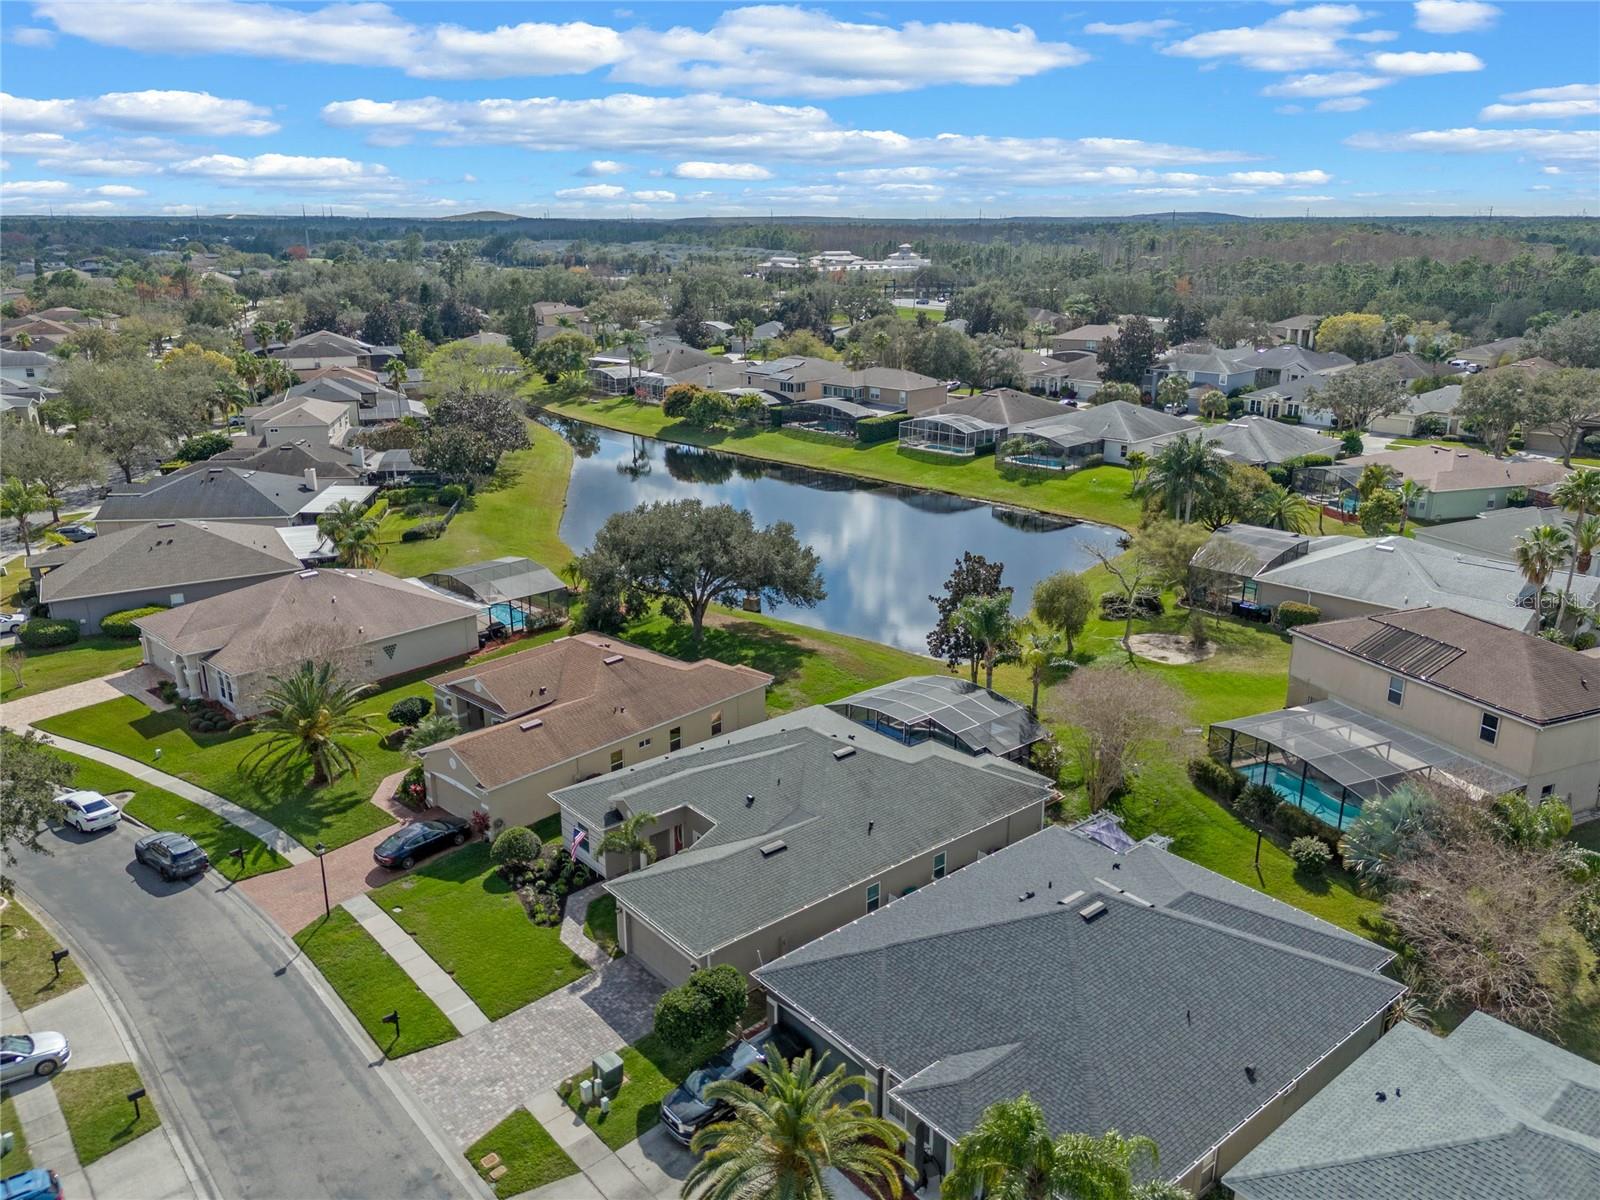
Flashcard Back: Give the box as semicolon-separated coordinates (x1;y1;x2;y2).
10;821;475;1200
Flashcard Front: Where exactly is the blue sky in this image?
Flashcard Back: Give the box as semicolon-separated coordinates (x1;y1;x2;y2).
2;2;1596;218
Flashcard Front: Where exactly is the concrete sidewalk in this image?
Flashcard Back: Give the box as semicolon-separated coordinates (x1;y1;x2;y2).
524;1089;693;1200
342;893;490;1034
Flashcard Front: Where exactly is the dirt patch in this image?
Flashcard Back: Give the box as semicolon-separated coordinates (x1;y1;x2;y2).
1128;633;1217;665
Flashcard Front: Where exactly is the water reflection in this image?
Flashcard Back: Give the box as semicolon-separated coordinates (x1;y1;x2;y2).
549;419;1125;652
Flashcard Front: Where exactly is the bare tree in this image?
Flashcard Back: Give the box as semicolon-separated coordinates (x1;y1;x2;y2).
1089;546;1159;663
1046;665;1187;812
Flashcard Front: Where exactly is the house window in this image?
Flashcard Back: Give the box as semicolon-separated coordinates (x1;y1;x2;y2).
1479;712;1500;745
1485;496;1496;509
1386;675;1405;706
710;709;723;736
865;883;880;912
669;726;681;751
610;749;625;772
638;737;651;749
1540;784;1554;798
932;852;947;880
214;670;235;704
1241;580;1259;601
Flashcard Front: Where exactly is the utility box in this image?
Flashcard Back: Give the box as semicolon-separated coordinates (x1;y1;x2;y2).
593;1051;624;1096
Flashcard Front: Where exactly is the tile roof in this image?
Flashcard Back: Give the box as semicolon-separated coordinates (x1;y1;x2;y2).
37;520;303;603
1226;1013;1600;1200
422;634;770;789
755;824;1399;1184
1344;444;1568;493
1294;607;1600;723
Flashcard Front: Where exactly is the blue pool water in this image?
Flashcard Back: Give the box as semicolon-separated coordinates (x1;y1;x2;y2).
1242;761;1360;830
487;602;527;631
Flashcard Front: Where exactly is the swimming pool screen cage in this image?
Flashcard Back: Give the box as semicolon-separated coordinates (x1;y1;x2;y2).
422;556;568;633
898;413;1002;457
827;674;1046;762
1209;698;1523;829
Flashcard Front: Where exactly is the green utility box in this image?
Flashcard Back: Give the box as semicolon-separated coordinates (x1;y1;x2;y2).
593;1051;624;1096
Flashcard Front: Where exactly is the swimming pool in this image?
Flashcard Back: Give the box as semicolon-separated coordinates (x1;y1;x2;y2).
1241;761;1361;830
486;601;527;630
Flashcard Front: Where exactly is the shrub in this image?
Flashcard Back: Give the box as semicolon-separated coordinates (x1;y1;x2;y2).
492;826;541;874
388;696;432;725
1412;415;1447;438
1574;632;1598;651
1276;601;1322;630
17;618;78;648
402;503;426;518
1081;453;1104;469
654;964;748;1052
15;577;37;604
1289;836;1333;873
1238;781;1280;823
1188;756;1244;803
1099;591;1163;620
99;604;167;639
1275;801;1341;844
435;483;467;506
395;764;427;810
400;517;448;542
174;431;232;462
527;892;561;925
157;680;180;704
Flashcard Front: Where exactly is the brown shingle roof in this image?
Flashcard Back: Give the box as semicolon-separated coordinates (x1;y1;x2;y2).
1295;608;1600;724
1344;445;1567;494
422;634;771;789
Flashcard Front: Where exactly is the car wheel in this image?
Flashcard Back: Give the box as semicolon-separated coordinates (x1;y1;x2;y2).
160;867;174;881
400;855;416;870
35;1059;59;1078
451;833;465;846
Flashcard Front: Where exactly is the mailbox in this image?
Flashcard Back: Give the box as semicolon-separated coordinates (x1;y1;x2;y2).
593;1050;624;1096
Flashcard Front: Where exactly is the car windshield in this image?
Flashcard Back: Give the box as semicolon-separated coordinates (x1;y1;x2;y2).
1;1035;33;1054
80;799;114;814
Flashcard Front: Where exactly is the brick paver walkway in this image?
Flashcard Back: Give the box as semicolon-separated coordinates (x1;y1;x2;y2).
342;893;489;1034
560;882;613;970
397;956;664;1146
0;675;124;727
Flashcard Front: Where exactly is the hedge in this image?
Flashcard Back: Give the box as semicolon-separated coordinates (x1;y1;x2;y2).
855;412;910;445
100;605;167;639
1275;801;1342;846
175;432;232;462
436;483;467;506
18;618;79;648
1276;601;1322;629
388;695;431;725
1188;756;1245;803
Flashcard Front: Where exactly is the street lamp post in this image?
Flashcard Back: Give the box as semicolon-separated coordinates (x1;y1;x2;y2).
314;842;330;918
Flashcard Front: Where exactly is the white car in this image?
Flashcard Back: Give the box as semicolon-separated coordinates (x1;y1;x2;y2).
59;789;122;833
0;611;25;635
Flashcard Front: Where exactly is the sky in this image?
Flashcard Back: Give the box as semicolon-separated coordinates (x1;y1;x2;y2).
1;1;1596;219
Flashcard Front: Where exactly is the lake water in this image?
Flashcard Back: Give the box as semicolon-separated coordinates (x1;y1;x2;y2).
550;419;1126;653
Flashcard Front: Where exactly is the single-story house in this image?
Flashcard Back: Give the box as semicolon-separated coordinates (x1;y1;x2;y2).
1226;1012;1600;1200
1354;352;1466;385
826;674;1046;762
1342;445;1569;521
820;367;943;413
1415;506;1600;574
95;466;374;533
1454;336;1525;369
205;440;362;482
1367;384;1466;438
418;633;770;827
1009;351;1102;402
754;821;1402;1196
30;520;304;633
1188;525;1325;612
555;704;1054;986
1187;416;1334;467
1052;323;1121;353
0;377;51;422
899;390;1066;454
1007;399;1193;466
1156;349;1261;395
136;569;481;717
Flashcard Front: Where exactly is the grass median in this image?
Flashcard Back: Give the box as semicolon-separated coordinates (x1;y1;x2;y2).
0;1090;33;1172
466;1109;578;1199
0;898;85;1011
563;1030;723;1150
53;1063;160;1166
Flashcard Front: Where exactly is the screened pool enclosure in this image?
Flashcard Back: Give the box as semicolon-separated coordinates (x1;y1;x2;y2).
828;674;1046;762
897;412;1003;456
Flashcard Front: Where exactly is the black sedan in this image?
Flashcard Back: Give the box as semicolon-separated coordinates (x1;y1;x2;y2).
133;831;210;881
372;816;470;870
659;1028;806;1145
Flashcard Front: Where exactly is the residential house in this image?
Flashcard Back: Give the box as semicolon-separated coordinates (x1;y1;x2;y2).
270;330;375;372
0;318;79;352
243;396;353;450
418;633;770;827
1188;416;1335;467
1267;314;1322;349
204;440;362;482
1007;399;1193;466
740;356;846;403
700;320;734;343
1356;351;1466;385
1156;348;1261;396
0;377;51;423
136;569;481;717
1455;336;1525;369
1226;1012;1600;1200
94;466;373;533
554;705;1054;986
1367;383;1466;438
285;371;426;424
1342;445;1568;521
1188;525;1327;612
820;366;943;413
754;821;1402;1196
0;349;57;389
29;520;303;633
1051;323;1120;353
1415;506;1598;574
898;389;1066;456
1009;351;1103;402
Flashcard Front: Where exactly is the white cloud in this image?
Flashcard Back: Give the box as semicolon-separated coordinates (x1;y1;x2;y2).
0;179;72;195
1263;72;1391;98
0;89;277;135
172;153;403;190
671;161;772;180
1481;83;1600;121
1543;165;1563;175
0;93;82;131
1413;2;1500;34
1351;29;1399;42
412;19;625;79
555;183;627;199
579;160;629;176
629;189;677;202
462;173;476;183
1318;97;1371;112
1083;20;1179;41
1228;170;1334;185
1162;5;1377;71
88;184;146;196
1347;126;1600;161
10;27;56;47
1369;50;1484;75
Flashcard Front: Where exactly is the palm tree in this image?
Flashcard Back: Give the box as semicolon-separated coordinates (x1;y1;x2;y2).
598;809;659;871
732;317;755;357
316;498;369;546
955;591;1016;688
1030;321;1055;350
333;519;383;568
385;357;409;393
402;712;460;755
272;319;294;346
1356;463;1395;501
684;1053;910;1200
1513;523;1572;625
1252;484;1311;533
1014;620;1067;714
1125;450;1148;492
13;332;32;351
233;350;263;397
944;1095;1165;1200
1144;435;1226;523
251;319;272;350
618;329;647;390
1552;469;1600;629
245;661;380;786
843;341;869;371
870;329;892;368
1573;514;1600;575
1197;389;1228;420
0;478;48;558
1395;479;1428;534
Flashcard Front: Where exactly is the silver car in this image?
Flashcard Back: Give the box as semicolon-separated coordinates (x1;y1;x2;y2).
0;1032;71;1082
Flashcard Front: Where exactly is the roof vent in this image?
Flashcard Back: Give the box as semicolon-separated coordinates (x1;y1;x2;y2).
538;686;547;695
759;839;787;858
832;746;856;761
1057;889;1086;907
519;718;543;731
1078;900;1107;922
1018;890;1035;901
745;794;755;807
1246;1065;1258;1084
156;522;176;529
297;569;318;578
603;654;624;665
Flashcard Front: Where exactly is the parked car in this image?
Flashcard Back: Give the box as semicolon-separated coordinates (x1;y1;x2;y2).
228;415;246;427
659;1028;805;1146
1;1169;62;1200
0;1033;70;1083
58;789;122;833
0;613;24;636
133;831;210;881
54;524;95;542
372;816;470;870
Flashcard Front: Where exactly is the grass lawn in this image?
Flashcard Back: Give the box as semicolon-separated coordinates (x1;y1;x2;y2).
583;894;619;958
541;395;1143;529
51;750;289;880
563;1031;723;1150
0;637;144;702
53;1063;160;1167
466;1109;578;1199
1572;820;1600;853
369;842;590;1020
0;1089;31;1172
293;908;458;1058
895;306;943;322
0;898;85;1011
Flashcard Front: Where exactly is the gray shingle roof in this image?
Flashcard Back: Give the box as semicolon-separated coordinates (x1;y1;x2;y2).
562;707;1052;957
1192;416;1334;465
37;520;302;603
1014;400;1193;445
96;467;325;524
755;824;1399;1184
1226;1013;1600;1200
1412;507;1578;564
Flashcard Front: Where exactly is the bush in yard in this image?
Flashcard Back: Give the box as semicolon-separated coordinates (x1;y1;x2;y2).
1290;836;1333;874
1187;756;1244;803
1574;631;1597;651
435;483;467;506
387;696;432;725
1098;591;1163;620
1081;453;1104;469
401;518;448;542
395;764;427;810
99;605;167;639
18;618;78;648
653;964;748;1053
1238;781;1280;823
1276;601;1322;630
492;826;540;876
175;431;232;462
1275;801;1341;844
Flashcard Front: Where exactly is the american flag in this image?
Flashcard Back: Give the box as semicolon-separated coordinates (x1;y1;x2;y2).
571;829;587;855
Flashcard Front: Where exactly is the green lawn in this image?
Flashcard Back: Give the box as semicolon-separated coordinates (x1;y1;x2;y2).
369;842;591;1020
564;1030;724;1150
0;636;144;702
0;898;85;1010
466;1109;578;1199
583;894;620;958
1;1089;33;1173
1572;820;1600;853
541;395;1144;529
293;908;458;1058
51;750;290;880
53;1063;161;1167
895;306;944;322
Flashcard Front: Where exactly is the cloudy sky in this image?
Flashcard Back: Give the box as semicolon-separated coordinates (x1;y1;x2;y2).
1;1;1596;218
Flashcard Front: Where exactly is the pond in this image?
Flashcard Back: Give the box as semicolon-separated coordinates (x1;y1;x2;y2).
550;419;1126;653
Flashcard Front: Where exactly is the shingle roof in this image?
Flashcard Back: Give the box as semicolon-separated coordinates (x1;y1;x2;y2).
1412;506;1577;563
1344;445;1568;493
204;441;359;479
96;467;326;524
1295;607;1600;723
926;389;1067;428
1192;416;1333;465
572;707;1051;956
1014;399;1193;445
37;520;302;603
1399;383;1463;415
755;824;1399;1184
423;634;770;789
1226;1013;1600;1200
